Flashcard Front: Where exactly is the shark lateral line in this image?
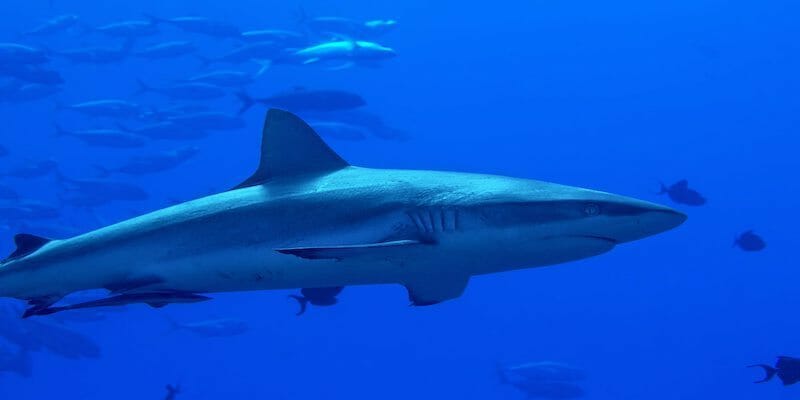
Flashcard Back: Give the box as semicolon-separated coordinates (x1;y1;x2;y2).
0;109;686;317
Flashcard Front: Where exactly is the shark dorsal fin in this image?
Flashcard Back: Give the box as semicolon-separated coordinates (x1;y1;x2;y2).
7;233;52;261
234;109;349;189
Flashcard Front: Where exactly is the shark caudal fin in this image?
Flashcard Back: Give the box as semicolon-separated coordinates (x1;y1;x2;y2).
232;109;350;189
748;364;778;383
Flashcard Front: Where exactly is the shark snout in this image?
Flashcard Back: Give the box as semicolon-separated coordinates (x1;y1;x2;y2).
596;199;687;244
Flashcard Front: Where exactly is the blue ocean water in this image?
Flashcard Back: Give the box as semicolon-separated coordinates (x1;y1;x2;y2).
0;0;798;398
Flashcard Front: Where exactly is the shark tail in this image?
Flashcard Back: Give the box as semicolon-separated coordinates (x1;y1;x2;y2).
748;364;778;383
288;295;309;316
235;91;256;115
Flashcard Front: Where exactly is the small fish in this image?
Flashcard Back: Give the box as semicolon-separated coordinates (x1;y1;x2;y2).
300;14;398;40
168;318;248;337
98;147;198;175
92;20;158;38
734;230;766;252
145;15;241;38
309;121;369;141
0;43;49;65
0;81;61;103
25;14;79;36
56;39;134;64
0;64;63;85
60;99;141;119
658;180;706;206
240;29;308;47
750;356;800;386
2;160;59;179
287;40;396;68
182;70;255;87
200;41;284;65
136;80;227;101
54;125;148;148
118;121;207;141
0;200;60;220
167;112;245;131
289;286;344;316
26;292;212;317
135;41;195;59
57;174;149;206
237;88;365;114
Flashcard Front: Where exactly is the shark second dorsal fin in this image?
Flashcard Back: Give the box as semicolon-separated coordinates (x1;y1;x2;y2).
233;109;349;189
5;234;52;262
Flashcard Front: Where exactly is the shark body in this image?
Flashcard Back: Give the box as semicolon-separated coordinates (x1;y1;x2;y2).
0;110;686;314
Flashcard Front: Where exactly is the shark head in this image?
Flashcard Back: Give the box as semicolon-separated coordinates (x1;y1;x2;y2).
434;177;687;271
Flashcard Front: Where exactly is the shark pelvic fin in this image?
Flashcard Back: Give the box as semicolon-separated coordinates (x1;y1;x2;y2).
405;272;470;306
276;239;423;260
5;234;53;261
233;109;350;189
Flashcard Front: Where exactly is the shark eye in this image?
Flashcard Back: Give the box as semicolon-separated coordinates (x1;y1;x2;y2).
583;203;600;217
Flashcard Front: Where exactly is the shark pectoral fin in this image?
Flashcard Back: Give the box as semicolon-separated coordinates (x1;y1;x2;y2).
232;109;350;189
276;239;423;260
404;273;470;306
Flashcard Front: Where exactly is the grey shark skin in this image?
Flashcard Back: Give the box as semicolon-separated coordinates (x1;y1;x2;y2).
0;109;686;309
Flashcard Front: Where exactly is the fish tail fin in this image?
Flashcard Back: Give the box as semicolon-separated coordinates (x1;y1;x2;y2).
288;295;309;316
235;91;256;115
252;59;272;77
134;78;151;95
748;364;778;383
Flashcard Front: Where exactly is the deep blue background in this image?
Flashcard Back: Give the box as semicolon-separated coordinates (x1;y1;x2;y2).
1;0;798;398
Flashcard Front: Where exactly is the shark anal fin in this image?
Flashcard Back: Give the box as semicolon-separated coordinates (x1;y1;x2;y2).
233;109;350;189
276;239;422;260
405;273;470;306
6;234;53;261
